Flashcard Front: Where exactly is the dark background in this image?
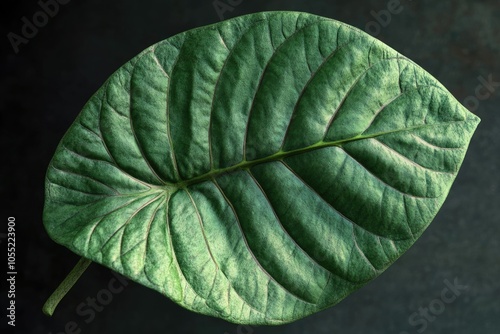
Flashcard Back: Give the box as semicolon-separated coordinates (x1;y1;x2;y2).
1;0;499;333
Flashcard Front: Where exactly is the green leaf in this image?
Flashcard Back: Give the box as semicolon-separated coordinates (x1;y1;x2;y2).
43;11;480;324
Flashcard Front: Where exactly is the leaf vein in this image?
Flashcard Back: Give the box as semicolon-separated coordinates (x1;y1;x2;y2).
242;18;327;160
211;178;315;305
208;20;267;169
247;169;339;287
128;62;168;185
340;147;437;199
280;160;400;241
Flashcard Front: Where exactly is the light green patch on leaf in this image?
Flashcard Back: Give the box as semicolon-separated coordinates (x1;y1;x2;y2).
43;11;480;324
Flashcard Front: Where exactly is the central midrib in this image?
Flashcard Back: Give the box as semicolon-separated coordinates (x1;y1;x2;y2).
169;121;462;189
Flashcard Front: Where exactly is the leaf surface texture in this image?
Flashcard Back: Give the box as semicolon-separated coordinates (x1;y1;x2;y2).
43;11;480;324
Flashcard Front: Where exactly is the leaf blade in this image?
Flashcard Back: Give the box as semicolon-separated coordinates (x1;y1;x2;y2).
44;11;480;324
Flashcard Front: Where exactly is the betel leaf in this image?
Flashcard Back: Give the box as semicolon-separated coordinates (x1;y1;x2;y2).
43;11;479;325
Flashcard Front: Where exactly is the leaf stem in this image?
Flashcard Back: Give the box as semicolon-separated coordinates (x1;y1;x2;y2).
42;257;92;316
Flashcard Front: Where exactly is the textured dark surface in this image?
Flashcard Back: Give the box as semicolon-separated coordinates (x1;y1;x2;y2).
1;0;498;333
